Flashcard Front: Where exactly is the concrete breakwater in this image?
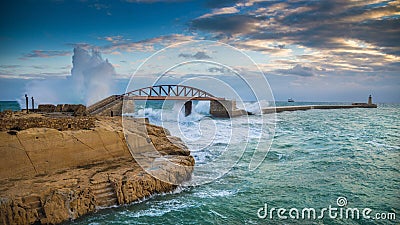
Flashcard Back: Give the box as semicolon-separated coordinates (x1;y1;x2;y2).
0;115;194;225
261;103;377;114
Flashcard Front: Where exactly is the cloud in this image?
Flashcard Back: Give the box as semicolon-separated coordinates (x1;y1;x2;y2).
100;35;125;44
125;0;190;3
275;64;318;77
178;51;211;59
198;6;239;19
205;0;243;8
24;72;69;78
0;72;69;79
254;0;399;52
31;65;46;69
89;3;109;10
233;39;291;54
0;64;71;79
192;14;259;34
208;67;226;73
21;50;71;59
0;65;21;69
100;34;194;53
66;42;94;49
192;0;400;52
60;65;72;70
88;3;112;15
189;0;400;79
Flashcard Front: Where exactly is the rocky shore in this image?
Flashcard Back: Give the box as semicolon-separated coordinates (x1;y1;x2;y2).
0;113;194;224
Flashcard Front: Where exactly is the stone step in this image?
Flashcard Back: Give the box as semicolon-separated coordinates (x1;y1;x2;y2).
23;196;42;210
91;181;111;189
28;200;41;209
23;195;40;203
97;195;118;207
95;191;117;199
91;181;119;207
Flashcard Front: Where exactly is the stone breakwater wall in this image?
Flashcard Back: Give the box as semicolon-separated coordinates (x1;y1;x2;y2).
0;118;194;224
0;116;95;131
37;104;87;116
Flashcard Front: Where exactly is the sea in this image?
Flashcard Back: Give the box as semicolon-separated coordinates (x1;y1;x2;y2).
0;101;21;112
1;101;398;224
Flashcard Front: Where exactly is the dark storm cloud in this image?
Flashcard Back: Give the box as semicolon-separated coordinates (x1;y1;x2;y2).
352;19;400;53
275;64;317;77
192;0;400;55
264;0;400;52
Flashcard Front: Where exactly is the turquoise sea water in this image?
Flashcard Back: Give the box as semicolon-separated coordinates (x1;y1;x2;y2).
0;101;20;112
69;104;400;224
40;102;398;224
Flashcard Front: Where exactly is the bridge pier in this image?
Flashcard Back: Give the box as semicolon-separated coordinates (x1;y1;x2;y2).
184;101;192;117
209;100;247;118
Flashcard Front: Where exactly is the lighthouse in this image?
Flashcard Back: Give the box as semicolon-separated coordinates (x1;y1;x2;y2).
368;95;372;105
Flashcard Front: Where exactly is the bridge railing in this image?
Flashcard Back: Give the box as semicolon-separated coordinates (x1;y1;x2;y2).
87;85;223;114
123;85;215;98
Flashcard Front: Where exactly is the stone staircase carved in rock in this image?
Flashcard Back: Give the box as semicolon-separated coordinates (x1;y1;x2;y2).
91;179;118;207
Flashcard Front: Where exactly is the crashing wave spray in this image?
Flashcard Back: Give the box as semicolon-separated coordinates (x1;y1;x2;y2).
136;101;210;124
25;47;115;105
71;47;115;105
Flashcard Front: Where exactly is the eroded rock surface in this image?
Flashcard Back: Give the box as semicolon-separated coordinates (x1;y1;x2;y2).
0;116;194;225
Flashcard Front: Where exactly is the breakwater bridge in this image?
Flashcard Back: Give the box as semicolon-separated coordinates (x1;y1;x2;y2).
86;84;377;118
86;85;246;117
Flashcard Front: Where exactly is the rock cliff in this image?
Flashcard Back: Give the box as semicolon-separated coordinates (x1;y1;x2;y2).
0;116;194;224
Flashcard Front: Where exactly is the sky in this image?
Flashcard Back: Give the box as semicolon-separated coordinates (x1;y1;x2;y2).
0;0;399;104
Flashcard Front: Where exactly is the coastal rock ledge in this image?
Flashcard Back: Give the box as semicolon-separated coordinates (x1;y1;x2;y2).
0;114;194;225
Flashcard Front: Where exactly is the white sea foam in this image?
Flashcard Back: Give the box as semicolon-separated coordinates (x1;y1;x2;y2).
131;100;272;185
193;189;237;199
124;198;197;218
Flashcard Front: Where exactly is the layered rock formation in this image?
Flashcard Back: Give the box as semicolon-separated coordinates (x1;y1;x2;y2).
0;112;94;132
0;115;194;224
